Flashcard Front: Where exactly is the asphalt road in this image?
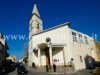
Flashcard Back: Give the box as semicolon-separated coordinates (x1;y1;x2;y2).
8;70;64;75
8;69;93;75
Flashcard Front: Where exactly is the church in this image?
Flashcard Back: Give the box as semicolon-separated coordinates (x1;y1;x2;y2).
28;4;96;70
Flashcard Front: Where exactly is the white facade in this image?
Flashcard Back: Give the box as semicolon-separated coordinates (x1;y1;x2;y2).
6;55;16;62
28;4;96;70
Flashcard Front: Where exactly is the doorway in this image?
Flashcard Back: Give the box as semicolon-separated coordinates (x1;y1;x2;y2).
44;47;50;67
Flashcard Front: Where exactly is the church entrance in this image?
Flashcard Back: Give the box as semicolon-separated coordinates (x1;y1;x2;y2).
44;47;50;68
37;43;51;67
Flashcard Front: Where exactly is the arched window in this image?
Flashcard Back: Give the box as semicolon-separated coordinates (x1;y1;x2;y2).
37;23;39;29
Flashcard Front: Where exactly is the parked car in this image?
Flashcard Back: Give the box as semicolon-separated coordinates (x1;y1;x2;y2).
17;62;24;67
0;69;5;75
4;63;16;73
17;63;28;75
4;60;16;73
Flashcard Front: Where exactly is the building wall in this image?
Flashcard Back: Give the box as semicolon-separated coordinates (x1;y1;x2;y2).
6;55;16;62
32;25;68;46
28;25;69;66
52;47;64;66
0;34;5;68
68;29;93;70
41;51;46;66
0;33;9;69
0;51;3;68
92;41;100;61
28;24;95;70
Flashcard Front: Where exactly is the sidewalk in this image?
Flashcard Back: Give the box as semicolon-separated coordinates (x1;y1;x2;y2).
28;66;97;75
28;66;76;74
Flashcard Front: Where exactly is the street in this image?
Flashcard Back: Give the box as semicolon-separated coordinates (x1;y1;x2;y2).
8;69;93;75
9;69;64;75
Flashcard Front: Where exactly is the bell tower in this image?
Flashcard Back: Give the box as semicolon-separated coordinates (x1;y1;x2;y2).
29;4;43;39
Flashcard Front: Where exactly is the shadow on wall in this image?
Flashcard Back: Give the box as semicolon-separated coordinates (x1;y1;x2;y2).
52;47;63;56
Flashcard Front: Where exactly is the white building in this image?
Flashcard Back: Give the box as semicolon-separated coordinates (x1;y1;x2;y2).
6;55;16;62
28;4;96;70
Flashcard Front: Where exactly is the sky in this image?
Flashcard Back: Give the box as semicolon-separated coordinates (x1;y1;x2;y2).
0;0;100;60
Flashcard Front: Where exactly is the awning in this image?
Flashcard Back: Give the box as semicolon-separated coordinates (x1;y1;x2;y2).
37;43;48;50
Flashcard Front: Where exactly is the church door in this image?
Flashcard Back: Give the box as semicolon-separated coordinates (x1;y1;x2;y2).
45;49;50;68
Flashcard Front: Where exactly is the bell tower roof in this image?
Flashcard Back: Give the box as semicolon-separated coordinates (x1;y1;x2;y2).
32;4;40;17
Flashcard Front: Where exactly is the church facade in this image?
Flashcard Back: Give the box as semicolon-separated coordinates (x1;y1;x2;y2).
28;4;96;70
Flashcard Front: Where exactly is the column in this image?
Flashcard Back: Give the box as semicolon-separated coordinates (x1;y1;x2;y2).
49;46;53;66
63;46;67;66
38;49;41;67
